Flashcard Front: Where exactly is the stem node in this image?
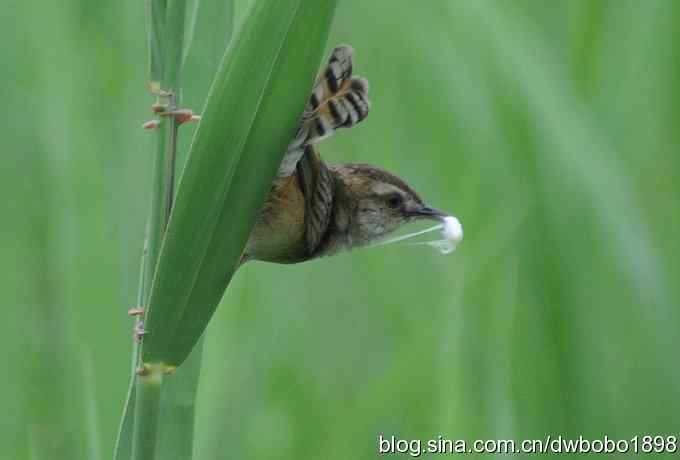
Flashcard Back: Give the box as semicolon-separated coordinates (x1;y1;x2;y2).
128;307;145;316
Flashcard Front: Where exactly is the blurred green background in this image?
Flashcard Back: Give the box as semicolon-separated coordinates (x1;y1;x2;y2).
2;0;680;458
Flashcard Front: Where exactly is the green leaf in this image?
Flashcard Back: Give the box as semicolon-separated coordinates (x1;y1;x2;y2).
156;338;205;460
143;0;338;365
181;0;201;66
131;371;164;460
146;0;167;91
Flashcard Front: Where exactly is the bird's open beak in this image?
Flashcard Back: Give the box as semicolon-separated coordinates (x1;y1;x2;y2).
410;205;449;221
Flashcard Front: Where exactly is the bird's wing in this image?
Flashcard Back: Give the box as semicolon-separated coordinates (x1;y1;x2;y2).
295;145;334;255
277;44;371;178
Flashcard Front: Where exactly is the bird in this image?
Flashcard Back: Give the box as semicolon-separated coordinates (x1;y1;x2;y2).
242;45;455;265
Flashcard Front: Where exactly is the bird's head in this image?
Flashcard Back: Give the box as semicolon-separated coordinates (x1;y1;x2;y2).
333;164;449;248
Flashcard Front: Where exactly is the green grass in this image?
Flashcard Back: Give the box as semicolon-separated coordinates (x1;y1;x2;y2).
118;1;338;459
2;1;680;459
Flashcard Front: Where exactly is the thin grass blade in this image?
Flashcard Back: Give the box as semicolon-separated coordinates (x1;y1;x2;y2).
147;0;167;92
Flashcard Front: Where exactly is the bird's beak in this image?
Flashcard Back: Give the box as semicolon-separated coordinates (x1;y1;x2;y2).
409;204;449;221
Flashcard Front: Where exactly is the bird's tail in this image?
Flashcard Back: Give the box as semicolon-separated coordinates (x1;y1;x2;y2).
278;44;372;177
292;44;371;148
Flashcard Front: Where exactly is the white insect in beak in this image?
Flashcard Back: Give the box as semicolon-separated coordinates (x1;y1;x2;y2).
372;212;464;255
415;215;463;254
440;215;464;250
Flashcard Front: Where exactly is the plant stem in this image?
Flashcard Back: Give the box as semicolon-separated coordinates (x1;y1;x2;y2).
156;338;204;460
155;3;233;458
130;1;188;460
130;233;147;373
144;0;186;299
131;371;163;460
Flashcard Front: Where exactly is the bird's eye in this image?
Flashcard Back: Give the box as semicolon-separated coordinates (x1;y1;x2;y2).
386;194;403;209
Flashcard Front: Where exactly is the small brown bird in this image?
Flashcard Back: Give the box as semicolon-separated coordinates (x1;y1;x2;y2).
243;45;452;264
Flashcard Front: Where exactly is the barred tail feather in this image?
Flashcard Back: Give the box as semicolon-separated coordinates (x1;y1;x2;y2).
309;44;354;111
278;45;371;177
303;44;370;144
306;75;370;144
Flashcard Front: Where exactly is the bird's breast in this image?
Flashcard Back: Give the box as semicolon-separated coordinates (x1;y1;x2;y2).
244;174;308;264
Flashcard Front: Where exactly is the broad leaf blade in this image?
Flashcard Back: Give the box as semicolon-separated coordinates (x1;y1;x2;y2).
143;0;338;366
